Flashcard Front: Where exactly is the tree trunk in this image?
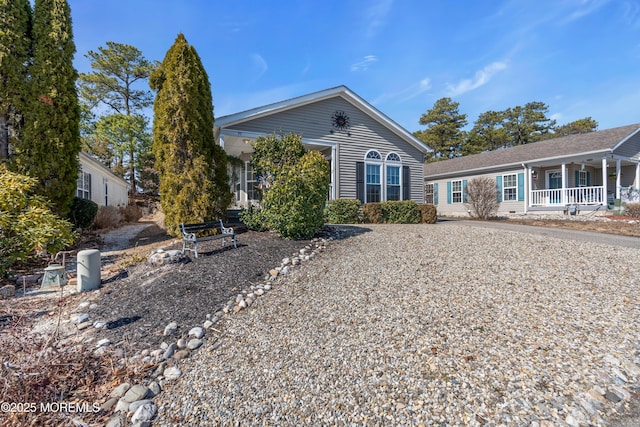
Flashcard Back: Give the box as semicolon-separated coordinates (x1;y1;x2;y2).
129;146;137;194
0;113;9;162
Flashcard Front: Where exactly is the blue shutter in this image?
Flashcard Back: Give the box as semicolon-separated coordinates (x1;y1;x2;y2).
462;180;468;203
447;181;452;204
356;162;364;202
434;183;439;205
496;176;503;202
403;165;411;200
586;171;591;186
517;173;525;201
575;171;579;187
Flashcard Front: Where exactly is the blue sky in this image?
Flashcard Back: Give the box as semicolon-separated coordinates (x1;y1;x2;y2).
68;0;640;133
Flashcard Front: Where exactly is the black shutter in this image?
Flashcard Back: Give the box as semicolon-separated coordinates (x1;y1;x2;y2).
403;165;410;200
356;162;364;202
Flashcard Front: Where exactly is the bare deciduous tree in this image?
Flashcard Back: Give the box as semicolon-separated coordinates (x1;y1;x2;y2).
465;177;500;219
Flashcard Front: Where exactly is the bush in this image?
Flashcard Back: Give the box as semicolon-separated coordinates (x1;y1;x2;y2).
68;197;98;229
625;203;640;218
381;200;420;224
119;204;143;223
250;133;330;239
94;205;122;229
0;166;76;277
363;202;382;224
418;204;438;224
238;205;269;231
262;150;330;239
465;177;500;219
325;199;361;224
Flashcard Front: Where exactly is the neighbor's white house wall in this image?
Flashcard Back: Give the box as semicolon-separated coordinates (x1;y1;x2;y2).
78;153;129;207
427;167;526;217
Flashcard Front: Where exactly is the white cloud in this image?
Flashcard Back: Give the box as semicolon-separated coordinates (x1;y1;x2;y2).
250;53;268;80
446;61;508;97
372;77;431;105
351;55;378;72
364;0;393;38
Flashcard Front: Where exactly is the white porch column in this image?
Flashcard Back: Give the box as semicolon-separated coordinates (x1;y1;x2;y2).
331;145;337;200
561;162;567;205
616;159;622;200
602;158;608;206
524;165;530;213
635;162;640;192
219;134;225;149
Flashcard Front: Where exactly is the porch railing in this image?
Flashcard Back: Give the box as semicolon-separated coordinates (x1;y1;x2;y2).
530;186;604;207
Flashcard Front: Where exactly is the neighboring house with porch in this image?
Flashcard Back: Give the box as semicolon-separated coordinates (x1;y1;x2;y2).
215;86;430;207
424;124;640;216
77;151;129;207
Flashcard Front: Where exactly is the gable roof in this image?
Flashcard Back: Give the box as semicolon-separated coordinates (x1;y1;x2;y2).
215;85;430;153
424;123;640;178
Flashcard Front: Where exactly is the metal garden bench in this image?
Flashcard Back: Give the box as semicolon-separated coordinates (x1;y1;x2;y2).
179;220;237;258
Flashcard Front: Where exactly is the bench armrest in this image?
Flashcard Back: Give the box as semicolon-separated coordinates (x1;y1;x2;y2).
182;231;197;242
219;220;234;234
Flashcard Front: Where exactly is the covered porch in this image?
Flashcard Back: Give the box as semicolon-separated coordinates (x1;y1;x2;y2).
219;130;337;208
524;156;640;211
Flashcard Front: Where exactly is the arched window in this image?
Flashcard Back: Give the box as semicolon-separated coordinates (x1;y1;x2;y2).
364;150;382;202
386;152;402;201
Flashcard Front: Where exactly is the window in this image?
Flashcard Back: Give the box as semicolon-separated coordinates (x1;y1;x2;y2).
385;152;402;201
503;174;517;201
386;166;401;200
77;171;91;200
425;183;434;204
452;180;462;203
578;170;587;187
364;150;382;203
366;164;381;202
245;162;258;201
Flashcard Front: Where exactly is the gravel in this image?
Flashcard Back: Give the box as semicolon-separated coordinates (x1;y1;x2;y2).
151;223;640;426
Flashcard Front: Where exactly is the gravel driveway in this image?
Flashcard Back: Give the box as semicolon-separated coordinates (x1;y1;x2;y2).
154;223;640;426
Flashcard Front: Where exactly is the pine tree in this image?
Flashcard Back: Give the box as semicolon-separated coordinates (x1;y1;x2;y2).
150;33;231;235
414;97;467;162
0;0;32;162
14;0;80;215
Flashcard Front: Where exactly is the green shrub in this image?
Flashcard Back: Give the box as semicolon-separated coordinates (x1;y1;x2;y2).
625;203;640;218
239;205;269;231
381;200;420;224
0;166;76;277
68;197;98;229
262;150;330;239
363;203;383;223
325;199;361;224
250;133;330;239
418;204;438;224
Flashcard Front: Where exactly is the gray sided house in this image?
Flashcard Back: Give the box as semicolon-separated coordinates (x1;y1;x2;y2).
215;86;430;207
424;124;640;217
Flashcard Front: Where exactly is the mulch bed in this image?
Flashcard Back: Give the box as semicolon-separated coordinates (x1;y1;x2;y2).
89;229;320;352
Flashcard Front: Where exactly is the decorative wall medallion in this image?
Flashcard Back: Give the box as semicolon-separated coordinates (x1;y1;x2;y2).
331;110;350;133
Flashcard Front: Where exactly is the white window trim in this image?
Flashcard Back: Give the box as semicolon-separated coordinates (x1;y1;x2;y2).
578;170;588;187
385;152;403;201
363;150;382;203
245;161;258;203
502;173;518;201
77;171;91;200
452;179;463;203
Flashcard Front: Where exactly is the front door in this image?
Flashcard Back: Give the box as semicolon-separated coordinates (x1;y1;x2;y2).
547;170;562;204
